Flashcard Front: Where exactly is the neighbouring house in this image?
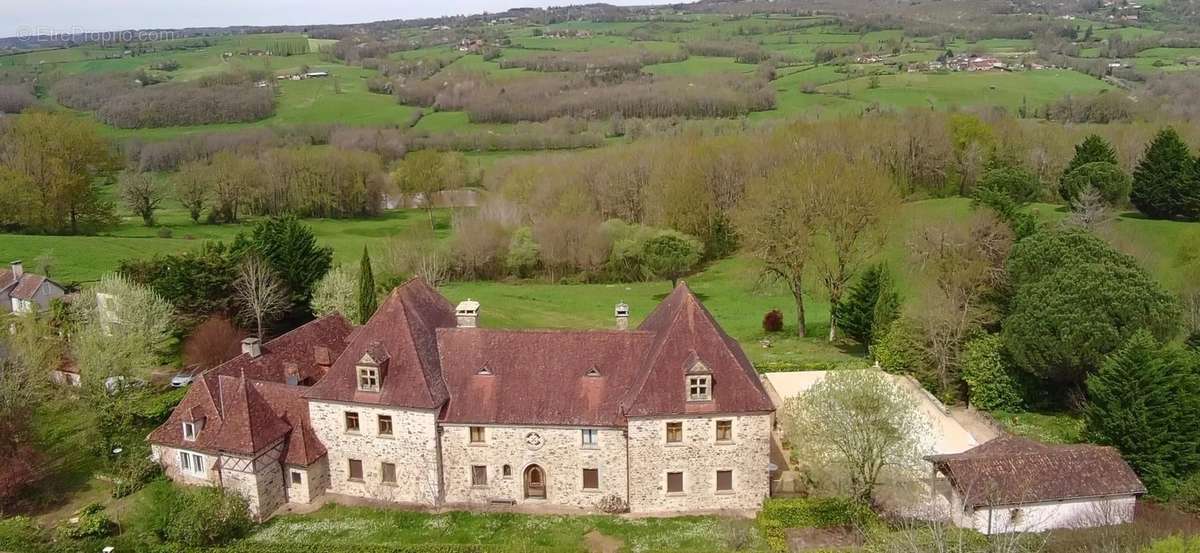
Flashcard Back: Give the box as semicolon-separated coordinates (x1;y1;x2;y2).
0;260;66;315
927;436;1146;534
150;278;775;519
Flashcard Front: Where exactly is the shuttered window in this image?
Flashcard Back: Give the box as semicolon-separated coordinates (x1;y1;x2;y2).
716;470;733;492
472;465;488;486
348;459;364;480
582;469;599;490
667;472;684;494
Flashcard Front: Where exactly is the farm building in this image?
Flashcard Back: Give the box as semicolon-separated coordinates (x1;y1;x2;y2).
927;436;1146;534
0;260;65;314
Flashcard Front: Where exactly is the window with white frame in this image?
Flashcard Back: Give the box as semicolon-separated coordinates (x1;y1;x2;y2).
182;421;197;441
357;367;379;392
178;451;206;477
581;429;599;448
688;375;711;401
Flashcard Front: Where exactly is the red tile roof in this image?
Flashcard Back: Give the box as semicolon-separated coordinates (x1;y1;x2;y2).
212;314;353;385
0;269;16;291
148;373;326;465
9;273;46;300
623;283;775;417
304;278;457;409
438;328;657;426
928;436;1147;507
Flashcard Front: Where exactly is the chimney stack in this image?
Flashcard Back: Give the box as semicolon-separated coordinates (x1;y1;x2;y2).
456;299;480;328
284;362;299;386
10;260;23;278
241;337;262;358
615;302;630;331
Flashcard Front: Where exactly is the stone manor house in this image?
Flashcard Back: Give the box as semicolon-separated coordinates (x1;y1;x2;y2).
149;278;775;518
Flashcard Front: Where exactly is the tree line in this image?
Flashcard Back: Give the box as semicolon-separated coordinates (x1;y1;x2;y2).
52;71;276;129
393;71;776;123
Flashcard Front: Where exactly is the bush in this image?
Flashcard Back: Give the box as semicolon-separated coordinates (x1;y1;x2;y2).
60;504;115;539
763;309;784;333
961;334;1024;411
157;227;174;238
131;481;253;547
873;320;932;387
1143;536;1200;553
978;166;1041;203
1176;472;1200;514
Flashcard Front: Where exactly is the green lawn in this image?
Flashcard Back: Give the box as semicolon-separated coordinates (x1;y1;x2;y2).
245;503;754;553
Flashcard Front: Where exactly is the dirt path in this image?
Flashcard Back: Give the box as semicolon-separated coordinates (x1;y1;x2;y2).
584;529;623;553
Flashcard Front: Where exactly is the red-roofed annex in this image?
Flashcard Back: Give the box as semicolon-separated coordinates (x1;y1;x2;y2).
150;278;776;518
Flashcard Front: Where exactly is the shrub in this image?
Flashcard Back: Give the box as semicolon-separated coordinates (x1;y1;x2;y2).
132;481;253;547
1143;536;1200;553
977;166;1041;203
763;309;784;333
157;226;174;238
873;320;932;387
961;334;1024;411
1176;472;1200;514
60;504;115;539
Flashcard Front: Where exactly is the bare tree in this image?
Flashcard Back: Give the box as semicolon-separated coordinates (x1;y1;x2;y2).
119;171;165;226
783;370;930;504
234;256;289;340
1065;188;1115;231
908;213;1013;398
734;162;816;337
174;161;210;223
809;157;900;341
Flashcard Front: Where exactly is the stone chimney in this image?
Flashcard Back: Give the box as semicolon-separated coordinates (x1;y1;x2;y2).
241;337;262;358
615;302;630;331
456;299;480;328
284;362;299;386
9;260;23;278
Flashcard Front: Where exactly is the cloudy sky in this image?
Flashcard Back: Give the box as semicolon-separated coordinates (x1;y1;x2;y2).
7;0;654;35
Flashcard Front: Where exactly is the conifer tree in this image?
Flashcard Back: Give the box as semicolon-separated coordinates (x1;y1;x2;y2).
1064;134;1120;180
1131;127;1200;220
1084;331;1200;493
836;264;899;349
356;246;377;325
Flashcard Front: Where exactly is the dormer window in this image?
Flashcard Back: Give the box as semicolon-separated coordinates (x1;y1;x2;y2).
688;375;711;401
358;367;379;392
182;421;198;441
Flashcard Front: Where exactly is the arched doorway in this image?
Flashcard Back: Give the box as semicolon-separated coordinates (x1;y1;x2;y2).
524;464;546;499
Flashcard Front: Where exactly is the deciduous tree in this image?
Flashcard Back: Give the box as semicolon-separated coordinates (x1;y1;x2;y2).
233;255;289;340
311;266;359;324
393;150;467;231
119;171;165;226
783;370;930;504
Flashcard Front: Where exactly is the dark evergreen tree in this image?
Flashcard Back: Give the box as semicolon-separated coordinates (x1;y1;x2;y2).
356;246;377;325
1003;262;1181;388
1084;331;1200;494
1064;134;1120;181
1059;162;1131;207
835;264;899;350
235;216;333;318
1131;127;1200;220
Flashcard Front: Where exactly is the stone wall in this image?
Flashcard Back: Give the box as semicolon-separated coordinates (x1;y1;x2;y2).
626;414;771;513
151;444;218;487
441;424;628;511
218;446;288;519
284;456;329;505
309;400;442;505
958;494;1138;534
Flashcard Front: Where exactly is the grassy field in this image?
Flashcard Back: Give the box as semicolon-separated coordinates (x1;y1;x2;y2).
244;504;752;553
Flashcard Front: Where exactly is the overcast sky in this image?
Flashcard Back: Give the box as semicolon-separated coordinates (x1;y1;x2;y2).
7;0;654;36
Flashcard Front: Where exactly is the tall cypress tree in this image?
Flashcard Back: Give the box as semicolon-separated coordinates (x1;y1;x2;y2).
1084;331;1200;493
1131;127;1200;220
356;246;377;324
1064;134;1120;181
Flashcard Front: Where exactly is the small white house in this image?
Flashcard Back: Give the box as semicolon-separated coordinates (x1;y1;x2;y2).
0;260;65;315
927;436;1146;534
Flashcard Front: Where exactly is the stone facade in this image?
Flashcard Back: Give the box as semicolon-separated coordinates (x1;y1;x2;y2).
285;456;329;505
219;445;288;519
627;414;771;513
152;444;218;487
309;400;442;505
440;424;628;510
